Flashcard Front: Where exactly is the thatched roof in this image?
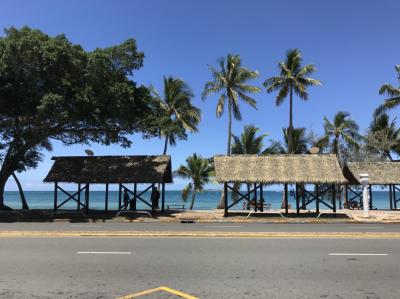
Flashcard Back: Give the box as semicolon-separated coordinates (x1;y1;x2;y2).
344;162;400;185
44;155;172;184
214;154;347;184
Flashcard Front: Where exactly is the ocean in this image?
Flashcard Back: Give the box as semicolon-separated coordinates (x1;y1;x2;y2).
2;190;395;210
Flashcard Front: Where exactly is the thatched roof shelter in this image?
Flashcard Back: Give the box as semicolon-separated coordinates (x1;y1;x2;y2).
344;162;400;185
44;155;172;184
214;154;347;184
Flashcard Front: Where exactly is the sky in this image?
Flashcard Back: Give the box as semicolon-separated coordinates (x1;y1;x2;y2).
1;0;399;190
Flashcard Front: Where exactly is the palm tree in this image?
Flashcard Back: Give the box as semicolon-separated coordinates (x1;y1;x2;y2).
318;111;361;166
175;153;214;210
231;125;268;199
152;76;201;155
375;65;400;117
262;128;308;154
367;113;400;161
263;49;321;154
202;54;261;156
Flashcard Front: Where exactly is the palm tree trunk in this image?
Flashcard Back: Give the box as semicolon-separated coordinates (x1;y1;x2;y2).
217;100;233;209
163;135;169;155
12;172;29;210
190;190;196;210
288;84;293;154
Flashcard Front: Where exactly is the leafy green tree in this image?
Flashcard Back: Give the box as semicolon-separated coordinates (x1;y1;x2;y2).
0;27;157;210
202;54;261;156
175;153;214;210
366;113;400;161
152;76;201;155
317;111;361;166
263;49;321;154
263;128;308;154
375;65;400;117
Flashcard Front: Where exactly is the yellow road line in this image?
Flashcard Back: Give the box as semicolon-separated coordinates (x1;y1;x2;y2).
0;230;400;239
117;285;198;299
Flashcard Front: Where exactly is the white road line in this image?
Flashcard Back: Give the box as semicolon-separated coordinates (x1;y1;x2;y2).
77;251;132;255
329;253;388;256
205;226;242;228
346;226;384;229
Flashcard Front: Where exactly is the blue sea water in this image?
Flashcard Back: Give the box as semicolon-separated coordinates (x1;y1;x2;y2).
2;189;395;210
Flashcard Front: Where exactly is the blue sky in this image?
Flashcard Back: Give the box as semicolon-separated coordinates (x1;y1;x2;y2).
1;0;399;190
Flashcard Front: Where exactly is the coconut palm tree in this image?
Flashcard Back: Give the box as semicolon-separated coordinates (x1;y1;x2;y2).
152;76;201;155
367;113;400;161
231;125;268;198
262;127;308;154
263;49;321;154
317;111;361;166
202;54;261;156
375;65;400;117
175;153;214;210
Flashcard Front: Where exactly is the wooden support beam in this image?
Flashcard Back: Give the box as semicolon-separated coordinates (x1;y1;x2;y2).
259;184;264;212
369;185;373;210
133;183;137;211
77;183;81;211
344;185;348;209
85;183;89;213
53;182;58;212
224;183;228;217
254;183;258;212
151;183;156;214
316;185;319;214
394;185;398;210
332;184;336;214
295;184;300;214
389;185;393;210
284;184;288;214
161;183;165;212
105;183;109;212
118;184;122;210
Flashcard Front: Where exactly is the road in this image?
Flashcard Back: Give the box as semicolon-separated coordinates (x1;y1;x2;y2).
0;223;399;298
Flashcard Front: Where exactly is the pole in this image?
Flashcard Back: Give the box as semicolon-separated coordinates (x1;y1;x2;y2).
360;174;369;217
332;184;336;214
254;183;257;212
316;184;319;214
118;183;122;210
344;185;348;209
295;184;300;214
77;183;81;211
224;183;228;216
53;182;58;212
284;184;288;214
389;185;393;210
151;183;155;214
85;183;90;213
133;183;137;211
260;184;264;212
369;185;373;210
105;183;109;212
161;183;165;212
394;185;398;210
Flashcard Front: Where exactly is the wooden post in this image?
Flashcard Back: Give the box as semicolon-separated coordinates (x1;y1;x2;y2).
389;185;393;210
85;183;89;213
332;184;336;214
344;185;348;209
295;184;300;214
369;185;373;210
118;183;122;210
284;184;288;214
316;184;319;214
53;182;58;212
77;183;81;211
151;183;155;214
133;183;137;211
254;183;258;212
394;185;398;210
161;183;165;212
260;184;264;212
105;183;109;212
224;183;228;216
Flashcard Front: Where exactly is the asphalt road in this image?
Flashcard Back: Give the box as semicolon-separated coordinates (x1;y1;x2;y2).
1;222;400;232
0;236;399;298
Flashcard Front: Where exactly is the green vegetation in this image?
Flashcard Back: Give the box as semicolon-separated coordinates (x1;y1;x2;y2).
263;128;308;154
0;27;158;210
375;65;400;117
264;49;321;154
202;54;261;156
152;76;201;155
174;153;214;210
